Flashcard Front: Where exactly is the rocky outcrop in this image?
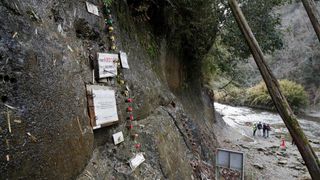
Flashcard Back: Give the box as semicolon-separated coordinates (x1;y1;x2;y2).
0;0;98;178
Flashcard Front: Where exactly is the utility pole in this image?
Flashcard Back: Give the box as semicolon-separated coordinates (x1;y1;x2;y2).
301;0;320;41
228;0;320;178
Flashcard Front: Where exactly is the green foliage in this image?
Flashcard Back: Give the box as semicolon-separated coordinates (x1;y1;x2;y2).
202;39;233;83
247;80;309;111
201;0;290;86
215;85;246;105
302;57;320;87
247;81;272;106
163;0;220;60
215;79;309;111
103;0;113;6
124;0;291;87
220;0;290;59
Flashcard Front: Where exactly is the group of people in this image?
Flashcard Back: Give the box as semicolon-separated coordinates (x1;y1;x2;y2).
253;122;271;138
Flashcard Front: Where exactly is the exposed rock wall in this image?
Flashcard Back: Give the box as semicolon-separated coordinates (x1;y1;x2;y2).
0;0;102;178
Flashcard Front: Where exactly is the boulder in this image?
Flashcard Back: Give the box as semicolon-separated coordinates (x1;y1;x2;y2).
264;151;273;156
269;145;278;149
239;144;250;149
288;164;305;171
278;160;288;165
275;135;281;139
309;139;320;144
296;157;306;165
256;147;267;152
276;151;287;157
300;174;312;180
253;163;264;170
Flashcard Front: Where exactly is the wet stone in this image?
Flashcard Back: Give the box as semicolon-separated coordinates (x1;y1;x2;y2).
264;151;273;156
278;160;287;165
239;144;250;149
253;163;264;170
256;147;267;152
309;139;320;144
300;174;312;180
269;145;278;149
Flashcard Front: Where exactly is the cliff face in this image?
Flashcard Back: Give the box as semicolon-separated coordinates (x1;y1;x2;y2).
0;0;219;179
0;0;96;178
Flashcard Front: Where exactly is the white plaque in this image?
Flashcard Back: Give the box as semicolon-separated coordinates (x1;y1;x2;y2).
120;51;129;69
113;131;124;145
98;53;118;78
86;2;100;16
129;153;145;170
91;86;118;127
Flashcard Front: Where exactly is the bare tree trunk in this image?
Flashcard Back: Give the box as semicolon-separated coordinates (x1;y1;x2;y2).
301;0;320;42
228;0;320;178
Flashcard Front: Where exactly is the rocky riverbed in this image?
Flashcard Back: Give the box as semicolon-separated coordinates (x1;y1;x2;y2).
214;103;320;180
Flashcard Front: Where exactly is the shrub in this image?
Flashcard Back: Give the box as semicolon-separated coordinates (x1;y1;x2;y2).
103;0;113;6
214;85;246;105
247;79;309;111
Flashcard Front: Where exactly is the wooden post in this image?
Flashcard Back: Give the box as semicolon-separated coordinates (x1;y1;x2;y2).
228;0;320;178
301;0;320;42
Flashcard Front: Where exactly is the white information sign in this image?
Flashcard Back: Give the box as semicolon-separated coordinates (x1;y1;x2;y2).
120;51;130;69
113;131;124;145
129;153;145;170
98;53;118;78
86;2;100;16
92;87;118;127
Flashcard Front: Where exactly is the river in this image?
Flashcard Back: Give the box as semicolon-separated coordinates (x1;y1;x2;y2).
214;103;320;145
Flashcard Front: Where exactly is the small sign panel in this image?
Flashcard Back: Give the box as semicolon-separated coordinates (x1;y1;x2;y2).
86;85;119;129
98;53;118;78
86;2;100;16
120;51;129;69
129;153;145;170
113;131;124;145
216;148;244;180
93;88;118;126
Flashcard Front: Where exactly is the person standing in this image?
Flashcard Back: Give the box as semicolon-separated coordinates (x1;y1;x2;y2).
266;124;271;138
253;123;257;136
262;123;267;138
257;122;262;136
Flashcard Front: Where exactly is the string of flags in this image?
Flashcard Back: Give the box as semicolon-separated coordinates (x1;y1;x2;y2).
105;8;117;51
85;1;145;171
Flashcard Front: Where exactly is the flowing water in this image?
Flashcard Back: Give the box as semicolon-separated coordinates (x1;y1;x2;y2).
214;103;320;143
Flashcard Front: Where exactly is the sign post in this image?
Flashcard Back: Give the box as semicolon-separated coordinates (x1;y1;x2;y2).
216;148;244;180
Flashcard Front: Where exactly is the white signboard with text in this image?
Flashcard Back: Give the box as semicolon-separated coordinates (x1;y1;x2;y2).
98;53;118;78
91;86;118;129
